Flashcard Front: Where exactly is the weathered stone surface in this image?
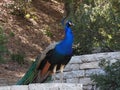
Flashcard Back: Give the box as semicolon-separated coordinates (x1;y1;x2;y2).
53;80;66;83
64;70;84;79
83;85;93;90
0;86;10;90
80;52;120;62
83;85;99;90
0;52;119;89
0;84;82;90
29;84;45;90
80;54;99;62
66;78;79;83
11;85;28;90
64;64;72;71
71;64;80;70
85;69;105;76
80;61;100;69
29;83;82;90
107;52;120;59
79;78;93;85
64;64;80;71
110;59;117;64
81;56;95;62
69;56;82;64
55;70;84;79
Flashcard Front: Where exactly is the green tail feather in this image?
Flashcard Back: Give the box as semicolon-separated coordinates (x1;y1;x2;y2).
16;59;39;85
16;55;52;85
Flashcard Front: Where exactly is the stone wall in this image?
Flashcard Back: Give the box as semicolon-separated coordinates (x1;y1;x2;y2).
53;52;120;90
0;83;82;90
0;52;120;90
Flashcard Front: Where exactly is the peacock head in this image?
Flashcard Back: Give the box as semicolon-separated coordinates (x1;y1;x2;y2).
66;20;74;27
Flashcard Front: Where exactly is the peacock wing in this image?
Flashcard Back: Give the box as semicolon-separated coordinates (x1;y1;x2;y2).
36;42;59;69
16;42;59;85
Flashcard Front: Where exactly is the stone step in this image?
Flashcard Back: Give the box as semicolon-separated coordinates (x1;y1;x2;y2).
0;83;83;90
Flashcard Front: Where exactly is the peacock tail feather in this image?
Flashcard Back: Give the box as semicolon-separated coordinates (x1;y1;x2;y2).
16;42;58;85
16;59;38;85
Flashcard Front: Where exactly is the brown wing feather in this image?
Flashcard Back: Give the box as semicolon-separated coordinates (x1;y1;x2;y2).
36;42;58;69
33;42;59;83
40;61;51;77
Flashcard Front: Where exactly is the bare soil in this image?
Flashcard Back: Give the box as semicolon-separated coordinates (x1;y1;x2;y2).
0;0;64;85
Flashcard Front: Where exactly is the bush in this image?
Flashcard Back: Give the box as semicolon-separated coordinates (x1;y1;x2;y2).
90;59;120;90
11;53;25;65
0;26;8;63
64;0;120;55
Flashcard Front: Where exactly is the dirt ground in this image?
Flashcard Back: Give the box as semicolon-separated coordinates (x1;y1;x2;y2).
0;0;64;85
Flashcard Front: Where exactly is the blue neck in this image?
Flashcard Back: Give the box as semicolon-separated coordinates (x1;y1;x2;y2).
55;25;74;55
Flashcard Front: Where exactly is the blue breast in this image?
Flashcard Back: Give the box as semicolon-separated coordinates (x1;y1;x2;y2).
55;25;74;55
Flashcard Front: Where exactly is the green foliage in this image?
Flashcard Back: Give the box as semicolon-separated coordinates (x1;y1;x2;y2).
11;53;25;65
64;0;120;55
45;26;53;38
0;26;8;63
91;59;120;90
45;30;53;38
9;31;15;37
42;25;53;38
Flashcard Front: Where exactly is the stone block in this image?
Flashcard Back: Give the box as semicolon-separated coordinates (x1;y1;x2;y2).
0;86;10;90
71;64;80;70
79;52;120;62
11;85;28;90
80;54;98;62
66;78;79;83
52;80;66;83
83;85;93;90
69;56;82;64
64;70;85;79
80;61;100;69
29;83;82;90
85;69;105;76
64;64;80;71
55;70;84;79
79;78;93;85
107;52;120;59
64;64;72;71
83;85;99;90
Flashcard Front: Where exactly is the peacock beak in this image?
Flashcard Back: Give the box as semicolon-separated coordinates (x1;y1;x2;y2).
69;22;74;26
71;23;75;26
72;23;75;26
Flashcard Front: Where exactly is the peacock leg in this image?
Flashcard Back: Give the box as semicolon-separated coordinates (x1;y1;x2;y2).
60;65;65;83
53;65;57;82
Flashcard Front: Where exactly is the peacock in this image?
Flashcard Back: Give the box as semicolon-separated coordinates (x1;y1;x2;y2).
16;18;74;85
